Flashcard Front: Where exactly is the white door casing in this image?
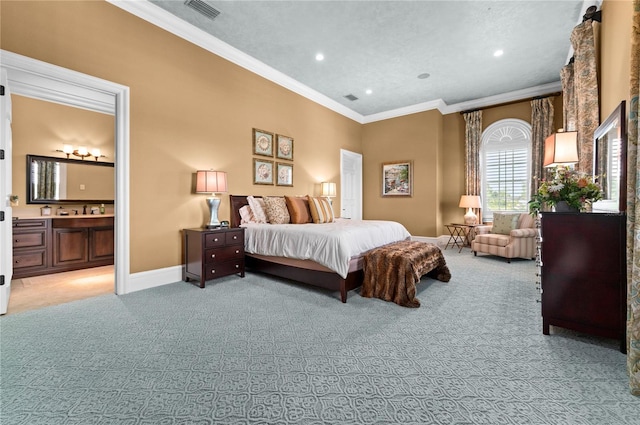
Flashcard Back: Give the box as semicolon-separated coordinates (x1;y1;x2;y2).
340;149;362;220
0;50;130;295
0;68;13;314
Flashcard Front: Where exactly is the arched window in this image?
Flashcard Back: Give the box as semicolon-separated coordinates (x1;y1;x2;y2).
480;119;532;222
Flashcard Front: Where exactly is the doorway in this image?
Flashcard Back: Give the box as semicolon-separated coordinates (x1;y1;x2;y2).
0;50;130;306
340;149;363;219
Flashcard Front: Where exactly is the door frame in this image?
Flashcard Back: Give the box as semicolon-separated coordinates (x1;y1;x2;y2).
1;50;130;295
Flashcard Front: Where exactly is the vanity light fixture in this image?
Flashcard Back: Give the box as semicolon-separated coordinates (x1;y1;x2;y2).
195;170;228;229
57;144;105;161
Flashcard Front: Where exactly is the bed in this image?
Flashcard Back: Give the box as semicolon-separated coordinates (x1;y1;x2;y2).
229;195;411;302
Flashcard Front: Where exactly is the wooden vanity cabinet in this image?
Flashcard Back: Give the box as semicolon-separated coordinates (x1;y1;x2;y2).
12;217;114;279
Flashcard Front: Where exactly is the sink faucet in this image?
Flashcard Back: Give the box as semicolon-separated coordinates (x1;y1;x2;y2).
83;205;87;215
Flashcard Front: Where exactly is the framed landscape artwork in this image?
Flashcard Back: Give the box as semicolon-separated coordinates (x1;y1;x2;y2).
253;159;274;185
276;162;293;186
253;128;274;157
276;134;294;160
382;160;412;197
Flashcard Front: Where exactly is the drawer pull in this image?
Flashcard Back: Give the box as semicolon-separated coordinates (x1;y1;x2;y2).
14;239;19;243
14;260;19;264
211;254;216;259
235;250;240;254
235;265;239;269
211;270;215;274
214;238;219;242
233;235;238;240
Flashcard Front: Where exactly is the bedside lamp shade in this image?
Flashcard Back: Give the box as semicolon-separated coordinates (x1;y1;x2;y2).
543;131;578;167
459;195;482;225
321;182;336;205
196;170;227;228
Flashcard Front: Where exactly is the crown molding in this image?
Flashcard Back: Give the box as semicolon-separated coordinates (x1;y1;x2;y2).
107;1;564;124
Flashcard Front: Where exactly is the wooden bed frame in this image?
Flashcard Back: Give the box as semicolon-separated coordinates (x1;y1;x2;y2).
229;195;363;303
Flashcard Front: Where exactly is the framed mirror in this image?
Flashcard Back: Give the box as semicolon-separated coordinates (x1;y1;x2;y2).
27;155;115;204
592;100;627;213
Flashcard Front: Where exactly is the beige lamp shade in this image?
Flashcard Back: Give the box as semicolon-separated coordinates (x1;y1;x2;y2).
320;182;336;197
459;195;481;225
543;131;579;167
195;170;228;194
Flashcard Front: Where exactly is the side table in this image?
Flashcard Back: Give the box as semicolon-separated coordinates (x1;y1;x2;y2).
445;223;480;252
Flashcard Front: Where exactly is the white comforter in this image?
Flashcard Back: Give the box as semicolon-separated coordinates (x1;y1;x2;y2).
241;218;411;278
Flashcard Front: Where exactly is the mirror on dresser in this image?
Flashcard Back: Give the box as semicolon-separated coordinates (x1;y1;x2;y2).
592;100;627;213
27;155;115;205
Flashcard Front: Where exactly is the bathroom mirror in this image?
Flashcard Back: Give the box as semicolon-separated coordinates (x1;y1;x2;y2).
592;100;627;213
27;154;115;204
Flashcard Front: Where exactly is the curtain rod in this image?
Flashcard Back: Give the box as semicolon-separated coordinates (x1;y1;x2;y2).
459;92;561;115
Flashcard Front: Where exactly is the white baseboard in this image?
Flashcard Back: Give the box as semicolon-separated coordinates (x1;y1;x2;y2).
125;265;183;294
412;235;450;248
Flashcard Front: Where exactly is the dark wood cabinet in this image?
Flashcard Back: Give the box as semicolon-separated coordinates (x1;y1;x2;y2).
540;212;626;352
183;227;245;288
12;217;114;279
12;219;50;279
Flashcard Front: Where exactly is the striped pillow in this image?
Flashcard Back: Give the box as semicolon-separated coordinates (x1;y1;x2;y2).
308;196;335;224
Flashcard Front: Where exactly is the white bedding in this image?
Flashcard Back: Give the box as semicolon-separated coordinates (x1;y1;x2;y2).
241;218;411;278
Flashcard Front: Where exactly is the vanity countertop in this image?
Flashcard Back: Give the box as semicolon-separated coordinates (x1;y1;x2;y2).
13;214;115;220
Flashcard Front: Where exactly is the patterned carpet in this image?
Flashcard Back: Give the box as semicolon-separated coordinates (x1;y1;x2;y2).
1;249;637;424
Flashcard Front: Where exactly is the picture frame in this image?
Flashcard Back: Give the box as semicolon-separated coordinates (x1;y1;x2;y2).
276;162;293;186
253;158;274;185
253;128;274;157
382;160;413;197
276;134;294;160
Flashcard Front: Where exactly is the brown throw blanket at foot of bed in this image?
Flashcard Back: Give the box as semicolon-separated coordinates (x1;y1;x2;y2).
361;240;451;307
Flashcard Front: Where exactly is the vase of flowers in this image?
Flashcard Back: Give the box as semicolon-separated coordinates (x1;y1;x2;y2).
528;165;602;215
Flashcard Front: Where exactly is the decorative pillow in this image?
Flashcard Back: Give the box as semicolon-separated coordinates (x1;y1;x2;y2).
247;196;267;223
308;196;335;224
285;196;312;224
490;213;520;235
263;196;290;224
239;205;255;224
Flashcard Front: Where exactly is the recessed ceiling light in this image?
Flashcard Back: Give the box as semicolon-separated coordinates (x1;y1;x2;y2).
417;73;430;79
365;89;373;95
494;50;504;57
315;53;324;61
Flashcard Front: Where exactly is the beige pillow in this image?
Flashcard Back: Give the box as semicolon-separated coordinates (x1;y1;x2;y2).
247;196;267;223
490;213;520;235
263;196;290;224
308;196;335;224
285;196;312;224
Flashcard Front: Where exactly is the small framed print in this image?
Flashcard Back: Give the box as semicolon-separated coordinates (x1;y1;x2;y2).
276;162;293;186
382;160;413;197
253;128;274;157
276;134;294;160
253;158;274;185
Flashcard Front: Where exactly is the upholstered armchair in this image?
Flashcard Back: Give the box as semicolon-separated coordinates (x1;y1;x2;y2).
471;213;537;262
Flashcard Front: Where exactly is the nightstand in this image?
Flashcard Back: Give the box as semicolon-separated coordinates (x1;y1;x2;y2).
183;227;245;288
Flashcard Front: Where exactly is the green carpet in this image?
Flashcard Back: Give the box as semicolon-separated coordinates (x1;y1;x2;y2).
1;249;637;424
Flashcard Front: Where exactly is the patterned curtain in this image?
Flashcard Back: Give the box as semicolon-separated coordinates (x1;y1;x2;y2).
530;97;555;195
463;110;482;220
560;63;577;131
36;160;57;200
627;0;640;397
569;20;601;174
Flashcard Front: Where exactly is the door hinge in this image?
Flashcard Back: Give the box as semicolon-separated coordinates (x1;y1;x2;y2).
0;276;4;286
0;211;4;221
0;149;4;160
0;85;4;96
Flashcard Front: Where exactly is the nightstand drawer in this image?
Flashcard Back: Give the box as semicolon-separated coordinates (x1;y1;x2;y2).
13;251;46;269
204;233;225;248
204;245;244;264
204;260;244;281
13;231;46;249
225;230;243;245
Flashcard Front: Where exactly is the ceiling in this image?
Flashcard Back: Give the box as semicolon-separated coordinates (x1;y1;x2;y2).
113;0;593;123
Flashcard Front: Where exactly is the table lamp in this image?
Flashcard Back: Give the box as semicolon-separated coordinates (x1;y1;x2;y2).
459;195;482;225
195;170;227;228
320;182;336;205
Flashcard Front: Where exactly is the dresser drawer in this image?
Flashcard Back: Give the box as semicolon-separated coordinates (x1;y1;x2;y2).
204;233;225;248
204;245;244;264
13;251;46;269
13;219;48;229
225;230;244;245
13;231;46;249
204;259;244;281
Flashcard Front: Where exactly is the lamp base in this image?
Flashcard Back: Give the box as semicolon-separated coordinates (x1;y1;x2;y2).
464;208;478;225
205;197;221;229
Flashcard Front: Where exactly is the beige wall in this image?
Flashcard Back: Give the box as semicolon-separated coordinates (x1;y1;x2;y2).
11;95;115;210
600;0;633;116
1;1;362;273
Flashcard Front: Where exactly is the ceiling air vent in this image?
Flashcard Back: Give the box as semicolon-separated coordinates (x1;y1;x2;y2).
184;0;221;21
344;94;359;101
